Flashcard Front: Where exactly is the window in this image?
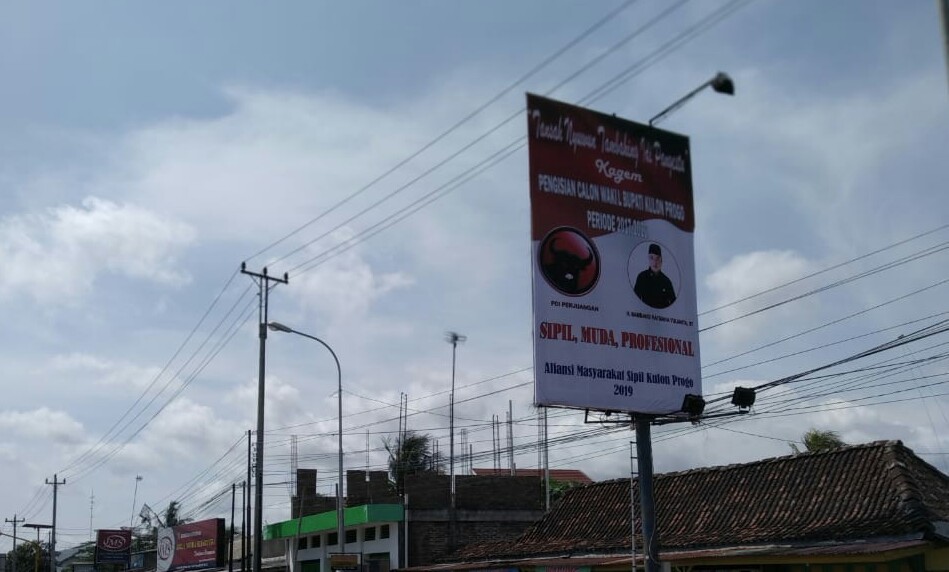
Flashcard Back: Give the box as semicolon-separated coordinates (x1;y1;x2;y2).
345;530;357;544
328;532;338;546
379;524;390;539
297;537;308;550
364;527;376;541
366;553;390;572
312;535;321;547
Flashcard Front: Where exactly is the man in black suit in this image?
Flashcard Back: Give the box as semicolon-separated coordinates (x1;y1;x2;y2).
634;243;676;309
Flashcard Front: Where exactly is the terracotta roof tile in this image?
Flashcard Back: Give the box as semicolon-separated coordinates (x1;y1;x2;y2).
456;440;949;560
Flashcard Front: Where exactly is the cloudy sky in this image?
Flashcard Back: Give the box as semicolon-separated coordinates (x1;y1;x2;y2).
2;0;948;553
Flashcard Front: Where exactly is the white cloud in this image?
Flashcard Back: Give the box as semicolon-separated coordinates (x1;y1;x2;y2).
48;352;113;372
0;407;85;445
0;443;15;463
286;230;414;325
704;249;814;348
0;197;195;305
138;398;242;462
41;352;166;389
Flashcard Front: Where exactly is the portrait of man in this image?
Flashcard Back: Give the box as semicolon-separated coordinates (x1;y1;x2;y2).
633;243;676;309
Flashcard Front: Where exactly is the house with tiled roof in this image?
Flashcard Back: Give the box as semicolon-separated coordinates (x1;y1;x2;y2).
408;440;949;572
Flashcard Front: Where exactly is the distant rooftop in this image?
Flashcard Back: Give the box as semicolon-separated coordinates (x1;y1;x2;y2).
471;468;592;484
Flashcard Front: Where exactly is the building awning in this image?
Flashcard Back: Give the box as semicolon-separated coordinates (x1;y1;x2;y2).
266;504;403;540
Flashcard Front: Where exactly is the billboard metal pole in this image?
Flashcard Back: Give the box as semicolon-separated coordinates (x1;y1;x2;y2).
635;419;659;572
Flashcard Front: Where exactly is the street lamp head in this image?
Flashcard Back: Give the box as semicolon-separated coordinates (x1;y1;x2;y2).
268;321;293;333
649;71;736;126
710;72;735;96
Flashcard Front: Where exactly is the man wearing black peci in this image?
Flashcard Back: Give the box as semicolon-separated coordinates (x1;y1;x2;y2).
634;243;676;309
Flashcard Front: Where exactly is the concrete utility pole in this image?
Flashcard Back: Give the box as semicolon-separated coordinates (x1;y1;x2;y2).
240;480;247;572
240;263;288;572
229;483;236;572
941;0;949;93
245;430;251;572
46;475;65;572
5;514;25;572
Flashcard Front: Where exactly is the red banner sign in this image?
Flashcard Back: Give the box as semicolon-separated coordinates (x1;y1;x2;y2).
156;519;226;572
96;529;131;564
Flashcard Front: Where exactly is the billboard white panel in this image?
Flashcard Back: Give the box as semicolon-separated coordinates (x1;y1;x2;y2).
528;93;701;415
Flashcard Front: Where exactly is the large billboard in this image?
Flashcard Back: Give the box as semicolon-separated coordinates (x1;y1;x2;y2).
95;529;131;565
156;519;226;572
528;93;701;415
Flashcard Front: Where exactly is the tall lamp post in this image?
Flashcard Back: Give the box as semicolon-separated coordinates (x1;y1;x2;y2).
648;72;734;126
445;331;466;510
267;322;345;556
130;475;143;528
635;72;735;572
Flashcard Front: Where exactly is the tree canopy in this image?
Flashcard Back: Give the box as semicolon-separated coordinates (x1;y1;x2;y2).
790;428;847;454
383;430;442;492
4;540;49;572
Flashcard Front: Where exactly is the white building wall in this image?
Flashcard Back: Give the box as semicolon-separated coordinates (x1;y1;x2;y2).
290;522;399;572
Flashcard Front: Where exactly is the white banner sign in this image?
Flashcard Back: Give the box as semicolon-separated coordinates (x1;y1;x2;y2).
528;93;702;415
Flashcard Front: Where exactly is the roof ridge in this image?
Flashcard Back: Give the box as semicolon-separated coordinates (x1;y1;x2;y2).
581;440;900;487
881;440;949;534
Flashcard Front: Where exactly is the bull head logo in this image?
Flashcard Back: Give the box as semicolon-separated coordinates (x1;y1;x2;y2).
539;228;600;296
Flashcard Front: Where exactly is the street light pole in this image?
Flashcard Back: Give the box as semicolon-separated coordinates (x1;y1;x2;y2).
444;332;466;510
267;321;345;556
637;72;735;572
648;72;734;126
130;475;143;528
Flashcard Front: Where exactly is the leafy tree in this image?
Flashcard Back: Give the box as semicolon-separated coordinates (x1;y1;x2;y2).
5;541;49;572
383;430;442;492
548;479;582;502
790;428;847;454
70;540;96;564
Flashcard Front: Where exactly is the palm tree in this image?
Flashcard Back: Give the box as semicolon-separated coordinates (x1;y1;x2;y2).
383;430;441;493
163;501;191;527
790;428;847;454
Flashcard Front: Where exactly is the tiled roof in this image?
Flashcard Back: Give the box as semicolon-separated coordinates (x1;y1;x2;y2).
457;440;949;560
409;540;933;571
471;468;593;484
